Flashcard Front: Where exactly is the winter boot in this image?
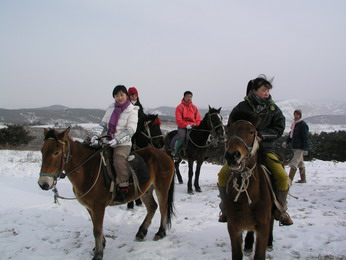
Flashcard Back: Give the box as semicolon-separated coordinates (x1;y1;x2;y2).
172;141;183;162
274;190;293;226
113;186;129;203
288;168;297;182
296;167;307;183
218;184;227;223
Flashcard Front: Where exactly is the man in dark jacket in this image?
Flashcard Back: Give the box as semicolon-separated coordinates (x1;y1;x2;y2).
282;109;309;183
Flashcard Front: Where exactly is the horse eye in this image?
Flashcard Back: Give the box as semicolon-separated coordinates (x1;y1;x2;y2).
53;151;60;156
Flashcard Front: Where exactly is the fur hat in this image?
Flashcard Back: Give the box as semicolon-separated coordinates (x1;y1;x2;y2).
128;87;138;96
294;109;302;117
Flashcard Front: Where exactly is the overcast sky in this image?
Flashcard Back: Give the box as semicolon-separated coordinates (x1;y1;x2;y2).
1;0;345;110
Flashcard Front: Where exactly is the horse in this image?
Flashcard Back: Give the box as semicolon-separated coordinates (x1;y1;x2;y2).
165;106;225;194
128;113;164;209
37;128;175;260
132;113;164;150
224;119;274;260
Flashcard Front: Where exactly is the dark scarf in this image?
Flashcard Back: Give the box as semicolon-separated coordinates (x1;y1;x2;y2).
107;100;131;136
246;92;275;113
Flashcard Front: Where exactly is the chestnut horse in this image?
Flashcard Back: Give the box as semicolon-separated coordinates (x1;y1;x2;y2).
224;120;274;260
38;128;175;260
165;106;225;194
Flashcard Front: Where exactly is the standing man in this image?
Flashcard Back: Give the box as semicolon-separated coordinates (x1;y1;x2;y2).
172;91;201;161
282;109;309;183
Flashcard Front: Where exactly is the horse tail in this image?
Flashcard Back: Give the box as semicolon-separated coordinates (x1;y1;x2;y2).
166;176;175;229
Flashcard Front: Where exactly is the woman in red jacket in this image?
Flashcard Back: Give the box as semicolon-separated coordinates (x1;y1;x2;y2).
173;91;201;161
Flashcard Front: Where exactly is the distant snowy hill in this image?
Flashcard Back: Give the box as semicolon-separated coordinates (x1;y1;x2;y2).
1;100;346;133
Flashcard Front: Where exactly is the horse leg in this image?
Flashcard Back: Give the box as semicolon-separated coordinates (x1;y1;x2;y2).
193;160;202;192
135;186;158;241
153;189;169;241
228;225;243;260
267;216;274;251
187;159;194;194
244;231;254;255
254;225;270;260
174;160;183;184
88;207;106;260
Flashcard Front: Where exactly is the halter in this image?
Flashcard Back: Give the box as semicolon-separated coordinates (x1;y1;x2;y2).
187;111;225;148
39;139;71;181
39;137;109;202
227;120;259;205
139;121;164;148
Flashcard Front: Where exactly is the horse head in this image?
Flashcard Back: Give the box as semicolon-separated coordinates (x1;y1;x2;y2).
38;127;71;190
137;113;164;149
206;106;225;146
225;119;259;172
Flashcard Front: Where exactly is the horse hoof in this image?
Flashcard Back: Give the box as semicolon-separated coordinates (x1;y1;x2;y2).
187;189;194;195
153;231;166;241
178;179;183;184
267;245;273;252
244;248;252;256
135;229;148;241
92;253;103;260
195;187;202;192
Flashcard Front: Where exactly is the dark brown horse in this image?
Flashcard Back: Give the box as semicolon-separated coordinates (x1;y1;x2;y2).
129;113;164;209
37;128;175;260
165;106;225;194
132;113;164;150
224;120;274;260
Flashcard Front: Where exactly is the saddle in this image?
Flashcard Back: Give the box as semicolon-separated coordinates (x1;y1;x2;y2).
102;147;150;192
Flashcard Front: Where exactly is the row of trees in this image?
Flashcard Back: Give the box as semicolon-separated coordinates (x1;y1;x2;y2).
0;125;35;148
1;125;346;162
275;131;346;162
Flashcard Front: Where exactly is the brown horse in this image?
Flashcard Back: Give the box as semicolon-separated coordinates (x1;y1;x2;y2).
37;128;175;260
224;120;274;260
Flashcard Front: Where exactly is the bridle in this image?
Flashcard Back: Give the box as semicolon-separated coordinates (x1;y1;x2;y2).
39;137;109;202
187;112;225;148
226;120;259;205
139;121;164;148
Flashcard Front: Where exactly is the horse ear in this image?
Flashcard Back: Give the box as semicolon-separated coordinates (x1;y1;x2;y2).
208;105;211;110
61;127;71;139
218;107;222;113
44;128;48;136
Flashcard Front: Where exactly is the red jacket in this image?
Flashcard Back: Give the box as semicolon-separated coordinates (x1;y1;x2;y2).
175;99;201;128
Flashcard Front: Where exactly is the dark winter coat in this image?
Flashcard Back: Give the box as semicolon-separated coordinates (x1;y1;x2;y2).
228;93;285;154
286;120;309;150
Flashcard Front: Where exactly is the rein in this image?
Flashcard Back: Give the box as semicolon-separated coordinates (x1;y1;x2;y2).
140;123;164;147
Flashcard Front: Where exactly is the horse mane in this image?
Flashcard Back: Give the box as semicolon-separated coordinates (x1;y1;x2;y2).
143;113;161;126
44;128;58;141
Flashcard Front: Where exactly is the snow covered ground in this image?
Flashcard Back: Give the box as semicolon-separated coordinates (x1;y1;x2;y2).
1;150;346;260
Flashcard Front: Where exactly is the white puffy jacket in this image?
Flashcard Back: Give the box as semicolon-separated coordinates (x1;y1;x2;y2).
95;102;139;146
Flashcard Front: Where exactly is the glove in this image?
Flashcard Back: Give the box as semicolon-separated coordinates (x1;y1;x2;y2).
90;136;99;146
186;124;193;129
303;150;308;156
108;138;118;148
282;142;288;148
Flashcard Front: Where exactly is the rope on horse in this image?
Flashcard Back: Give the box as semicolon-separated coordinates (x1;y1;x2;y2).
53;151;105;202
230;164;256;205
